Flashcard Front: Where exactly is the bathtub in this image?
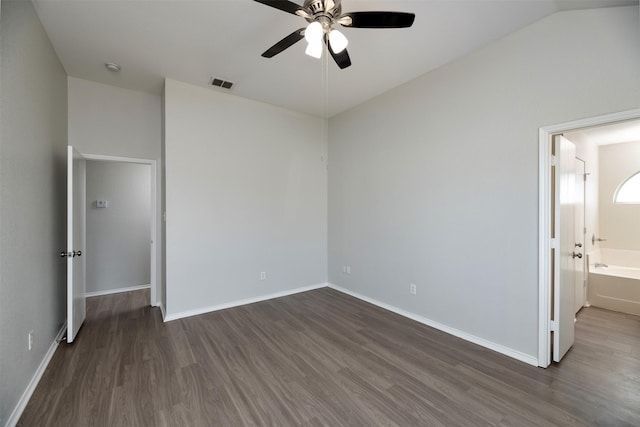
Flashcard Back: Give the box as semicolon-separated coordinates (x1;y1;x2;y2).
588;249;640;316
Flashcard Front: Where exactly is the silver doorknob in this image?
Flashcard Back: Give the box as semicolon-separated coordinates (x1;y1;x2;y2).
73;250;82;257
575;243;582;248
572;252;583;259
60;251;68;258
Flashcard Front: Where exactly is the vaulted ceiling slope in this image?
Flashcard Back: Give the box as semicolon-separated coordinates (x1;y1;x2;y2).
33;0;638;117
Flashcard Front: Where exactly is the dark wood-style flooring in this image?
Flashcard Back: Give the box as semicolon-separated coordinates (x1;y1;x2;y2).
19;288;640;426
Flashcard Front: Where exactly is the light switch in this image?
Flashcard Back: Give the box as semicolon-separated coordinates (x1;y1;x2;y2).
96;200;108;208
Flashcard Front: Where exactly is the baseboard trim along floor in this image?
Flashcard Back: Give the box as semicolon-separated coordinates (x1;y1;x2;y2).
8;280;540;427
85;284;151;298
5;322;67;427
163;283;329;322
165;281;538;366
328;283;539;367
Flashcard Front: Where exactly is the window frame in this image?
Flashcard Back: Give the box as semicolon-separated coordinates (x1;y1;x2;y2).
614;171;640;204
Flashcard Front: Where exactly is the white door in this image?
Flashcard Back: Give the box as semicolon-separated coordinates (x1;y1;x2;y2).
574;159;586;314
553;135;576;362
67;146;86;343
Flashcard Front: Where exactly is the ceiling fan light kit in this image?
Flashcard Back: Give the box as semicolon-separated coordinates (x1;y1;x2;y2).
254;0;415;69
305;40;323;59
328;29;348;54
304;21;324;58
304;21;323;43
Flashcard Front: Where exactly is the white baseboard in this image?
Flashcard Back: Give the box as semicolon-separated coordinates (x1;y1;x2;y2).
328;284;539;367
3;283;536;427
5;322;67;427
85;284;150;298
159;302;166;321
163;283;328;322
163;282;537;365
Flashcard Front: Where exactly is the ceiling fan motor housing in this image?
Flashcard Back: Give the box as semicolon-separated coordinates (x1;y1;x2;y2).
303;0;342;21
255;0;415;69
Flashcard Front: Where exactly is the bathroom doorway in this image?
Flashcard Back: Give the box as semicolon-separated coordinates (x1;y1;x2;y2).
538;109;640;367
565;121;640;316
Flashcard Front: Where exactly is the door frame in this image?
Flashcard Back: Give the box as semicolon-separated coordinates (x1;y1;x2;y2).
574;157;586;314
82;153;160;308
538;108;640;367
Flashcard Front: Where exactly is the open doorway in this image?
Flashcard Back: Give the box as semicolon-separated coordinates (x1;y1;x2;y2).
538;109;640;367
83;154;158;307
565;121;640;316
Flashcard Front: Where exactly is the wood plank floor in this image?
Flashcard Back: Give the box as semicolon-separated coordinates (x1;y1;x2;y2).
18;288;640;426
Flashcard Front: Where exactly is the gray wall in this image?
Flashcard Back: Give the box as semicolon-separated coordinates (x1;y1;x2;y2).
0;1;68;424
164;79;327;317
328;6;639;360
599;141;640;251
86;161;151;294
68;77;160;160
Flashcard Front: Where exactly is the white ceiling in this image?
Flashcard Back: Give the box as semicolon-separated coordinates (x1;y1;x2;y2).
567;119;640;146
33;0;638;117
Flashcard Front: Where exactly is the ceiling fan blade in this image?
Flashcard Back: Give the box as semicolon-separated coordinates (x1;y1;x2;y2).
338;11;415;28
326;36;351;69
325;0;336;13
262;28;305;58
253;0;305;16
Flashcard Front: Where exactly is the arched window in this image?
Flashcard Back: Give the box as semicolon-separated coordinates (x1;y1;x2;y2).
614;171;640;204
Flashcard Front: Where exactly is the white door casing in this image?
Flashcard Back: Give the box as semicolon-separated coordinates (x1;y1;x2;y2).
575;159;586;314
67;146;87;343
538;109;640;368
553;135;576;362
81;154;158;308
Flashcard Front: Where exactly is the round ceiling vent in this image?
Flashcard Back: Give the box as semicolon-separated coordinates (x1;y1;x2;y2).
104;62;121;72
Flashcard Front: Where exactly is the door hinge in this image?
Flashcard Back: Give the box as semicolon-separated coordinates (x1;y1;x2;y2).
550;238;558;249
550;155;557;166
550;320;558;332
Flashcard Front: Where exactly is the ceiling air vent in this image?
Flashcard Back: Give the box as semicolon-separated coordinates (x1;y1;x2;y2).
210;77;234;90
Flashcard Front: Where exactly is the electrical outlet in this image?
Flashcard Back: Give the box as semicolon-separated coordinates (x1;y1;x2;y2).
346;266;351;275
260;272;266;280
410;283;417;295
28;331;34;351
342;266;347;274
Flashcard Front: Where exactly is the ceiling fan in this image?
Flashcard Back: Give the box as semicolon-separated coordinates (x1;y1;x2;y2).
253;0;415;69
